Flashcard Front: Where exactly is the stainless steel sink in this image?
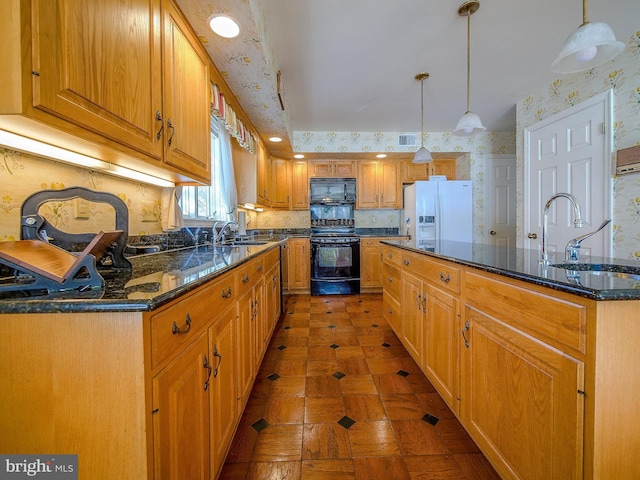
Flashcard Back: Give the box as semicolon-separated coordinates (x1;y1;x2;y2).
221;240;268;246
551;263;640;281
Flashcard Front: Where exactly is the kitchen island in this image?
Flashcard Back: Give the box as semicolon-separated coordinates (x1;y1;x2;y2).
0;241;284;479
381;239;640;480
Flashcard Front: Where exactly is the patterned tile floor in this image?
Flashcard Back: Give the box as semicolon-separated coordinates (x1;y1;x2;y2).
220;293;501;479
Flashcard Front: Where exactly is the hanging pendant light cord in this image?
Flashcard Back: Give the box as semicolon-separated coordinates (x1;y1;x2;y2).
420;77;425;148
581;0;589;26
465;12;471;114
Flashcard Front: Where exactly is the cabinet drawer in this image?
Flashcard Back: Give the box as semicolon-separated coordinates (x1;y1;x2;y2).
262;246;280;272
235;256;264;295
402;252;460;294
383;247;403;267
151;272;234;369
383;293;401;335
464;270;588;358
382;262;401;301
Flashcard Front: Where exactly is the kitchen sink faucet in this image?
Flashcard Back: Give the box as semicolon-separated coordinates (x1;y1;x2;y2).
540;193;583;265
565;218;611;262
213;221;239;244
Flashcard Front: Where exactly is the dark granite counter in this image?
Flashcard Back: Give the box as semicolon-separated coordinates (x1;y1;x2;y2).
0;242;283;314
382;239;640;301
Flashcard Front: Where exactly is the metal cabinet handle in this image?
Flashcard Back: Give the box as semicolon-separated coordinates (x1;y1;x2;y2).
421;296;427;313
439;272;451;283
167;118;175;146
415;294;422;309
212;344;222;378
155;111;164;140
221;286;232;298
203;354;212;391
462;321;470;349
172;313;192;335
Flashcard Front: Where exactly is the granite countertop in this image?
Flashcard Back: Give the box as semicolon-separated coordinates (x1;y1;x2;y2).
382;239;640;301
0;241;283;314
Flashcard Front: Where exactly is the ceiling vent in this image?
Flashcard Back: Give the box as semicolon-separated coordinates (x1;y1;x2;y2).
397;134;417;147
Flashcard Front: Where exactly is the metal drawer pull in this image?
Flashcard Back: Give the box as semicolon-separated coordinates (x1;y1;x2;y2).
404;259;410;266
172;313;192;335
221;287;232;298
242;274;250;283
462;321;470;348
203;354;212;391
387;308;393;314
258;264;264;272
439;272;451;283
212;344;222;378
387;253;393;259
388;277;392;283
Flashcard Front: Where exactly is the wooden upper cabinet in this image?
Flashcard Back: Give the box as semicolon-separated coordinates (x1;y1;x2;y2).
257;142;271;205
31;0;164;161
161;0;211;183
270;158;291;209
309;160;356;178
291;160;309;210
357;160;401;209
403;159;457;182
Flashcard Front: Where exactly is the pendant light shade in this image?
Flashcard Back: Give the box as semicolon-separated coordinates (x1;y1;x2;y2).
453;0;484;137
413;72;433;164
552;0;624;73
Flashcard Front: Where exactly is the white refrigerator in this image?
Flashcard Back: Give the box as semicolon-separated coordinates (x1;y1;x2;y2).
402;180;473;251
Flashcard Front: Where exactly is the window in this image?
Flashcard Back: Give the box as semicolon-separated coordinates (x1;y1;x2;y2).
180;116;237;223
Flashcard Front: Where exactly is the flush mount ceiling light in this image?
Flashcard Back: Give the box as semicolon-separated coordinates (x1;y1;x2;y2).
412;72;433;164
269;136;282;143
209;14;240;38
453;0;485;137
294;154;305;159
552;0;624;73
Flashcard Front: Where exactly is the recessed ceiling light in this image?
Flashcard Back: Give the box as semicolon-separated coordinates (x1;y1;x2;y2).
209;15;240;38
269;136;282;143
376;154;387;158
294;154;305;159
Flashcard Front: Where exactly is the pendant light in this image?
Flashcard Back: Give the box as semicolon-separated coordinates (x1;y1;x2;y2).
413;72;433;164
453;0;485;136
552;0;624;73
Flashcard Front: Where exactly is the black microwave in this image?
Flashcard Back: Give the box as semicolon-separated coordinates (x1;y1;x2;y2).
309;178;356;204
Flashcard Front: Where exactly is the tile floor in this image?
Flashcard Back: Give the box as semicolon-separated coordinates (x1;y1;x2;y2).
220;293;501;480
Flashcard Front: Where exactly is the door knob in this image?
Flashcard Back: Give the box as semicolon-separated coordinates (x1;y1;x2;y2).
527;233;538;239
489;230;496;236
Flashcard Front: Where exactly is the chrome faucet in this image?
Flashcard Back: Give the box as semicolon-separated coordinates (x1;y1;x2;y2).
540;193;583;265
565;218;611;262
213;221;239;244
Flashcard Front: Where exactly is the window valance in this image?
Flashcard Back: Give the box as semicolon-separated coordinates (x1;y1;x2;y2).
211;83;256;154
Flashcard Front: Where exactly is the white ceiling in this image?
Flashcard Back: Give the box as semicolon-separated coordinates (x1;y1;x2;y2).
177;0;638;157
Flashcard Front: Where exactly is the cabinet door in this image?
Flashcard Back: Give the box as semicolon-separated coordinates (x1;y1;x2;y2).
162;0;210;183
403;161;430;182
236;288;255;408
288;238;310;291
356;161;380;209
360;239;383;288
424;284;460;414
308;161;333;178
431;159;456;180
32;0;163;161
401;272;424;365
257;142;271;204
378;161;401;209
462;305;584;480
209;308;236;478
265;264;281;340
253;278;266;369
270;158;291;208
153;333;211;480
333;161;356;177
291;160;309;210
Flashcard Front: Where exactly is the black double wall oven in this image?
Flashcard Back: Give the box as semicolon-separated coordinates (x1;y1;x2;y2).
309;178;360;295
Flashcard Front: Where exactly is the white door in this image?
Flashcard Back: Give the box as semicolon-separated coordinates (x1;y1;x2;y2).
485;155;516;249
524;90;613;261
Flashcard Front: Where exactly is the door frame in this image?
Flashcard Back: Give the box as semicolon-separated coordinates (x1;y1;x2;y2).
523;89;614;255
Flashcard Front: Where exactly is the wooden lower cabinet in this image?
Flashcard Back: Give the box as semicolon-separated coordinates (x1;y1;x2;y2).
361;237;408;292
383;244;640;479
0;247;281;480
285;237;310;293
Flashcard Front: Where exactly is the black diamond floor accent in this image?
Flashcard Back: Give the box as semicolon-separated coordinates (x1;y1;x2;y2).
328;324;336;329
337;416;356;429
284;326;291;330
382;342;391;348
333;371;346;379
267;373;280;381
371;324;379;328
396;370;410;377
422;413;440;426
251;418;270;432
277;345;287;350
329;343;340;349
326;311;332;314
364;310;370;313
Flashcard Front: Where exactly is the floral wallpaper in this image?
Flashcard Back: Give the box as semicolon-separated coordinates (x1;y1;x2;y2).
0;150;164;242
516;30;640;260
